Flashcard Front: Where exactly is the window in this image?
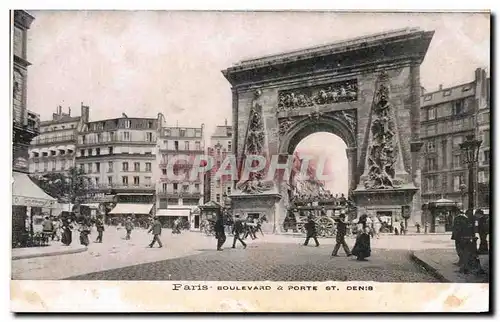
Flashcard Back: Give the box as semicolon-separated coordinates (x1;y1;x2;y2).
173;183;178;191
145;162;152;172
452;136;463;149
427;140;436;152
428;107;436;120
108;176;113;185
443;89;451;97
134;162;140;172
183;184;189;192
123;132;130;141
147;121;153;129
452;155;462;169
426;175;437;192
483;150;490;165
108;147;113;154
145;176;151;186
95;177;100;186
109;131;115;141
42;152;48;157
51;150;56;156
79;164;84;171
194;183;200;192
185;141;190;150
174;141;179;150
453;174;464;191
125;120;131;128
227;186;231;195
453;100;465;115
146;132;153;142
483;130;490;147
437;123;446;134
478;171;486;184
133;176;140;185
122;162;129;172
427;125;436;136
452;119;463;131
95;162;101;173
34;162;39;172
228;141;232;151
97;133;102;143
108;161;113;173
87;148;92;156
195;129;202;137
180;129;186;137
96;148;100;156
60;160;66;170
122;176;129;185
426;158;437;171
162;168;167;175
162;183;167;192
216;179;221;188
424;94;432;101
195;141;201;150
87;163;92;174
216;194;221;202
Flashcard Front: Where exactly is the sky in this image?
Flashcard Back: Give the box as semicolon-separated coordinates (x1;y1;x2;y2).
25;11;490;193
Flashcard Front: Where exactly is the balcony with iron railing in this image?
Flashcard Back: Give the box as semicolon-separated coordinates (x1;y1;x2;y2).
157;190;202;198
95;183;156;190
32;135;76;146
79;137;156;146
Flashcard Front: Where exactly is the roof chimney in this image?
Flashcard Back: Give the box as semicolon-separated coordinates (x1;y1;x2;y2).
68;107;71;116
58;105;62;115
439;84;443;91
225;119;227;126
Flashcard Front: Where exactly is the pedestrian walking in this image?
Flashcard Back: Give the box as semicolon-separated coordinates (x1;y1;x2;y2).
148;217;163;248
415;222;421;234
303;216;320;247
331;213;352;257
232;214;247;249
351;214;371;261
400;221;406;235
79;219;91;246
61;218;73;246
124;217;134;240
373;216;381;239
95;215;105;243
214;213;226;251
172;217;181;234
42;216;53;240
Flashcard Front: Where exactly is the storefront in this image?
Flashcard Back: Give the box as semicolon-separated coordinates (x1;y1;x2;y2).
156;208;191;229
12;171;57;247
107;203;154;227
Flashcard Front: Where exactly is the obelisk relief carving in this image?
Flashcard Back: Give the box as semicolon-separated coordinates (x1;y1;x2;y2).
359;71;412;190
237;89;274;194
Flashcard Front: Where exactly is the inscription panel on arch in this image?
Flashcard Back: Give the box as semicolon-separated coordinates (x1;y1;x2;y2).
277;79;358;111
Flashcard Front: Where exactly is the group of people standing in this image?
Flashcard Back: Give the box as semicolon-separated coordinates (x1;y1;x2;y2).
214;214;266;251
302;213;372;261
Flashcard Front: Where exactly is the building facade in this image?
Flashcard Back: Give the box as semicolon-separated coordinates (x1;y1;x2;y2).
207;121;233;206
420;68;490;209
475;71;490;208
12;10;39;173
75;115;164;215
156;125;205;229
28;104;88;176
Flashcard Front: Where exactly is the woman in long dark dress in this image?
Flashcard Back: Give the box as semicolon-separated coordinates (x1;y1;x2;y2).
351;214;371;261
61;219;73;246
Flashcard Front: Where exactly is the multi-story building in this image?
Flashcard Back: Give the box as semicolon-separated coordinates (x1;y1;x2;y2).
156;125;205;229
12;10;39;173
206;121;233;207
76;114;165;218
420;68;489;210
475;71;490;208
28;104;89;176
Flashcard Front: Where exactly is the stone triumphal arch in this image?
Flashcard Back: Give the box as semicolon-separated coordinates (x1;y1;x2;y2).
222;28;434;233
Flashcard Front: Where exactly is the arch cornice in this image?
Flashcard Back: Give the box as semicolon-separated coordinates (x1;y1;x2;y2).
278;111;357;155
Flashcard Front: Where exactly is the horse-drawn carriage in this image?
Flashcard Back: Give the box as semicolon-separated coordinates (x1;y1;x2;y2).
283;199;357;238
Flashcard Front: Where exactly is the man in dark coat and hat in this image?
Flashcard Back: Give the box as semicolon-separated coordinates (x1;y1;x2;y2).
303;215;320;247
214;212;226;251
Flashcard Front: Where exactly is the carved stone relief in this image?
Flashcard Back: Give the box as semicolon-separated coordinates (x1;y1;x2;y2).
277;79;357;112
363;71;402;190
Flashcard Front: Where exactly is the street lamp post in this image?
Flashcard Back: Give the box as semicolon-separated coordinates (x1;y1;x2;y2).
458;134;484;274
459;134;482;211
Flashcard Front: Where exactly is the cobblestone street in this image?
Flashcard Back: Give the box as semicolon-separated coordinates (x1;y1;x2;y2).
68;242;438;282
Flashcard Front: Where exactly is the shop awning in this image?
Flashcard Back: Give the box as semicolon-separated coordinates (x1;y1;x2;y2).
81;203;100;209
12;172;57;208
156;209;190;217
108;203;153;215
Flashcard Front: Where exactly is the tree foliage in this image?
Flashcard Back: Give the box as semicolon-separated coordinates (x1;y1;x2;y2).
31;167;92;204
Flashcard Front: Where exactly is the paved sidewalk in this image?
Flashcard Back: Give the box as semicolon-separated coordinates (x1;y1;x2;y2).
12;243;87;260
411;249;490;283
